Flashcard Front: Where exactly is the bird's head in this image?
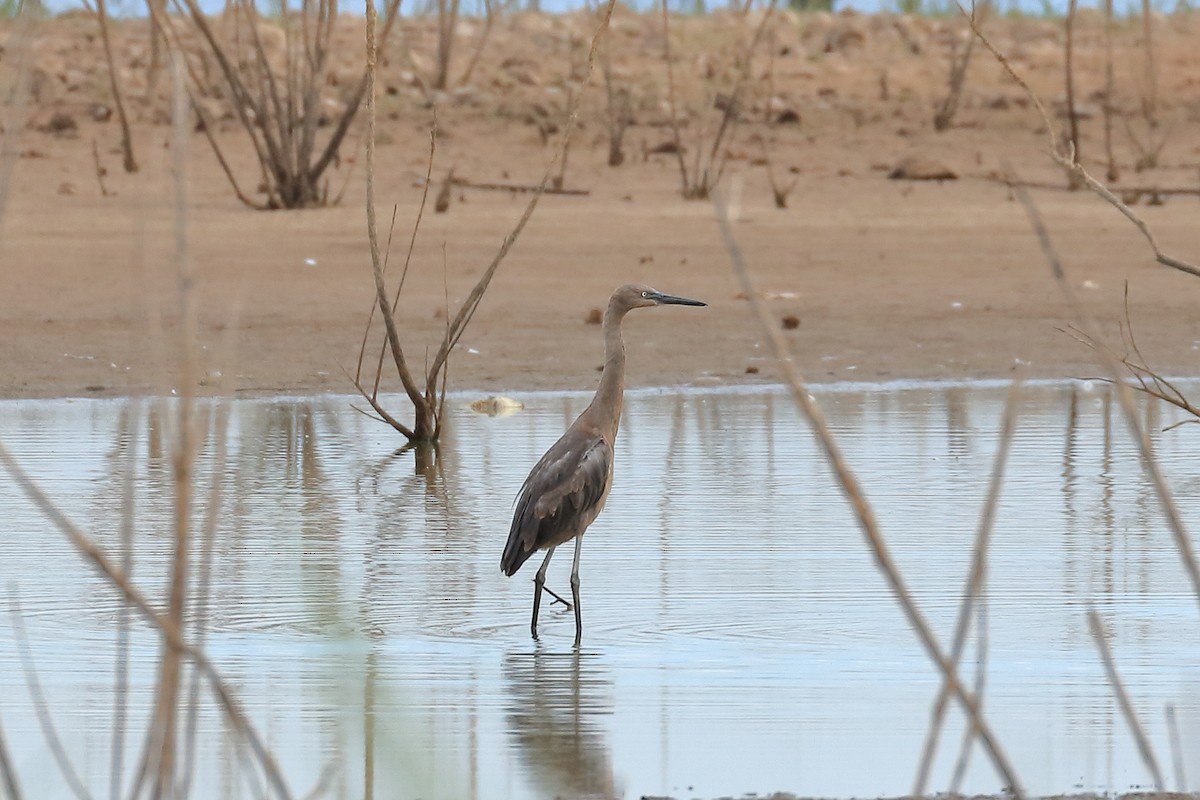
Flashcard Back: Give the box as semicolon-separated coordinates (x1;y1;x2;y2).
612;283;707;313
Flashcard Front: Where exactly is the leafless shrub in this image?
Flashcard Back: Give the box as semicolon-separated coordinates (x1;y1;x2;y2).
1102;0;1118;182
756;134;796;209
1062;0;1082;188
1062;284;1199;432
661;0;778;200
149;0;402;209
933;2;988;132
598;33;631;167
353;0;618;451
81;0;137;173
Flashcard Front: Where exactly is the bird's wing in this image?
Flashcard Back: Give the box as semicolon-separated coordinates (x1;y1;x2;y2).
501;432;612;576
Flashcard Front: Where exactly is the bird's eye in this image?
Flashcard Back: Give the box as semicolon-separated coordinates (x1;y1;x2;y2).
641;291;649;298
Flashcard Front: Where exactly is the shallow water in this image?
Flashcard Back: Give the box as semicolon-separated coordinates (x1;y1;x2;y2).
1;381;1198;799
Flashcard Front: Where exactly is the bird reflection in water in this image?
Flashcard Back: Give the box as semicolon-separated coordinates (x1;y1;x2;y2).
503;650;620;799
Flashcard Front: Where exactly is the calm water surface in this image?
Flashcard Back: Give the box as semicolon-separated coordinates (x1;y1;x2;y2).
1;382;1198;799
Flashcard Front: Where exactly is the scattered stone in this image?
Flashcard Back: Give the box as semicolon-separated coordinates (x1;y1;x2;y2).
647;140;682;155
887;155;958;181
42;111;78;136
781;314;800;330
774;108;801;125
57;182;77;195
585;308;602;325
89;104;112;122
745;365;760;374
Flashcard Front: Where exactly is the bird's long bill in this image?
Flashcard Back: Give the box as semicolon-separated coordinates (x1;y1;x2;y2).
650;291;707;307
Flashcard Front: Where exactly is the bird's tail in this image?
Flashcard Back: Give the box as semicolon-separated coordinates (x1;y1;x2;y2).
500;532;536;577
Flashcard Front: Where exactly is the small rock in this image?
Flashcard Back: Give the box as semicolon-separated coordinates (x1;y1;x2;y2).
774;108;801;125
42;111;78;136
887;155;958;181
745;365;760;374
585;308;602;325
646;140;682;155
57;182;77;196
781;314;800;330
90;104;113;122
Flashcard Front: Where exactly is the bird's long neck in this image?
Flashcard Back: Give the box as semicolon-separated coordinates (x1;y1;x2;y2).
584;302;627;438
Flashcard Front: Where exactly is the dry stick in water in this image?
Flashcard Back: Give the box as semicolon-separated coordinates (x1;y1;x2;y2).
0;442;294;799
713;199;1026;799
1009;181;1200;609
9;594;94;800
955;1;1200;280
1086;609;1165;789
948;591;991;791
913;378;1022;796
1165;704;1186;791
359;0;617;440
0;717;20;800
110;404;140;800
364;0;432;439
179;400;234;800
139;61;200;799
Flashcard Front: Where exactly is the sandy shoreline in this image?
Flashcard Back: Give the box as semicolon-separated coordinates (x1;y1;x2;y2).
2;11;1199;401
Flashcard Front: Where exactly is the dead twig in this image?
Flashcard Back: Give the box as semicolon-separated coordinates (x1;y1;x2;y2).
1102;0;1118;182
948;586;990;793
91;139;112;197
714;195;1026;800
109;403;140;800
0;716;20;800
1061;283;1200;431
1086;609;1166;790
913;378;1022;796
934;3;987;132
92;0;138;172
435;176;589;195
9;594;93;800
1063;0;1082;188
1166;704;1187;791
457;0;495;87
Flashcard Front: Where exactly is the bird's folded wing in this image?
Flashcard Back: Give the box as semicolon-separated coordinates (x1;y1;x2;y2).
511;434;612;555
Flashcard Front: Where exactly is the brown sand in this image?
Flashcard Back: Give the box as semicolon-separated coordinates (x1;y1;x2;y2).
2;10;1199;400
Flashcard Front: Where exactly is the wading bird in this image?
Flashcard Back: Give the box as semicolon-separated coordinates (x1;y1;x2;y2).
500;284;706;646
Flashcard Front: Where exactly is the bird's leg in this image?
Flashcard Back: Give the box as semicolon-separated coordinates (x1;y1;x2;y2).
531;547;555;640
570;533;584;648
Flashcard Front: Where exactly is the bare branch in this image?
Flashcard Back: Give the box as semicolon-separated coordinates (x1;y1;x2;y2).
913;378;1022;795
9;594;94;800
714;196;1026;799
1086;609;1165;790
